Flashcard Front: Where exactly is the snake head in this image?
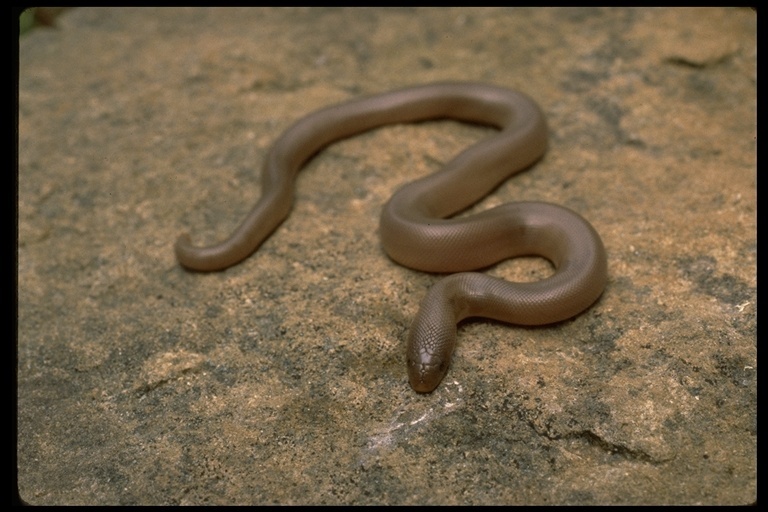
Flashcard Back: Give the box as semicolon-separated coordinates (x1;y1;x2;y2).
408;354;449;393
406;294;458;393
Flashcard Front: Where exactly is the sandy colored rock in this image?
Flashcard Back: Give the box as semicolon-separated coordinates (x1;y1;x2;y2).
18;7;755;505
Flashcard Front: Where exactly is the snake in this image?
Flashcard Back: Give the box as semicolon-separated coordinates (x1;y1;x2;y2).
175;82;608;393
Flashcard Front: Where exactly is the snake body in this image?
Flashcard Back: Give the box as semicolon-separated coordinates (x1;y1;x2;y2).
175;83;607;393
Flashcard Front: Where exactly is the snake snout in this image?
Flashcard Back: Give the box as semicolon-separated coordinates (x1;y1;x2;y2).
407;356;448;393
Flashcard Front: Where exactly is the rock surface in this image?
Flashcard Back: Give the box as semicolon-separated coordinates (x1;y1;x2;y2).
18;7;755;505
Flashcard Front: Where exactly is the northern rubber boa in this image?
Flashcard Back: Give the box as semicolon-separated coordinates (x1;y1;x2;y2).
175;82;608;393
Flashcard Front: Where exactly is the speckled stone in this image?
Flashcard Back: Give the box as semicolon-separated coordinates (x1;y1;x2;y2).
18;7;755;505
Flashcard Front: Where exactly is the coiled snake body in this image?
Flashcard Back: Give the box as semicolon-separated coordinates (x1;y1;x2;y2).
175;83;607;393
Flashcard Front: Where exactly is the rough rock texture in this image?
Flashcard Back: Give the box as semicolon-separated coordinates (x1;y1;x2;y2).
17;7;755;505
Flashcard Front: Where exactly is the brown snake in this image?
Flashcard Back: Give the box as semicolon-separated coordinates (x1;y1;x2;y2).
175;83;607;392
